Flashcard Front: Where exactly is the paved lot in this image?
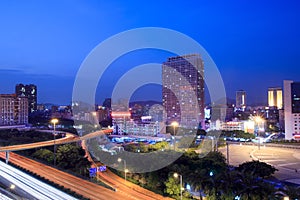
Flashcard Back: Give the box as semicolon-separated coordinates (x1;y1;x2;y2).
219;144;300;185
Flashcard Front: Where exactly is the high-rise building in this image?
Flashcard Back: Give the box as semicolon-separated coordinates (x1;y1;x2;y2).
268;87;283;109
102;98;112;109
162;54;204;128
236;90;246;110
284;80;300;140
15;84;37;113
0;94;28;125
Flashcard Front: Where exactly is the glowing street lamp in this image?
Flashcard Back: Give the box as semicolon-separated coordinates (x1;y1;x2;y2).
173;172;183;200
171;121;179;150
51;118;59;166
118;158;128;181
254;116;264;150
10;184;15;190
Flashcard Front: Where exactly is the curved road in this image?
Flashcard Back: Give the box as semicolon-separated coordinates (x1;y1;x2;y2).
0;152;126;200
0;129;112;152
0;129;173;199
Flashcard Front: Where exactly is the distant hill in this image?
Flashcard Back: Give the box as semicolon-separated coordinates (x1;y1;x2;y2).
208;97;235;106
129;100;162;107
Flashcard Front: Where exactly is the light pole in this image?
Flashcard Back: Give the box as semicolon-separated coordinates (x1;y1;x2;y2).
171;121;179;150
173;172;183;200
254;116;264;150
51;118;58;166
118;158;127;181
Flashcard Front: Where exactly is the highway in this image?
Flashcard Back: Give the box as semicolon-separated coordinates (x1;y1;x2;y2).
0;128;172;200
0;159;77;200
0;129;112;152
0;152;127;200
82;140;173;200
219;143;300;185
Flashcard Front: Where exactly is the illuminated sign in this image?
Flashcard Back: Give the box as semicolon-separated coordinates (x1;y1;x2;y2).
98;165;107;172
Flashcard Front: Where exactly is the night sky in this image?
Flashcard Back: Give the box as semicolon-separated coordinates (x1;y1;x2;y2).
0;0;299;105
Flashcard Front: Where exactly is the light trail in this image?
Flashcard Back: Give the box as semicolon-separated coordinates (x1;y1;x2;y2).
0;161;78;200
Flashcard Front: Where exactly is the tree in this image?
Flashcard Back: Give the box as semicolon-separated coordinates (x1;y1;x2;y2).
237;160;277;178
32;149;54;163
164;176;181;198
56;144;90;171
283;185;300;199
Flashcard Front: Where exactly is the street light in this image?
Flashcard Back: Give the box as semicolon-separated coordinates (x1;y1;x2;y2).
171;121;179;150
51;118;58;166
118;158;127;181
173;172;183;200
10;184;15;190
254;116;264;150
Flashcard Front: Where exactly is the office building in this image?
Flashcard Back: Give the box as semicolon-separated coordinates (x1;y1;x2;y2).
284;80;300;140
0;94;28;125
236;90;246;110
162;54;204;128
15;84;37;113
268;87;283;109
111;111;131;134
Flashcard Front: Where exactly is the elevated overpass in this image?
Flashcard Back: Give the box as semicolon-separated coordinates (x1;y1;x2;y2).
0;129;112;163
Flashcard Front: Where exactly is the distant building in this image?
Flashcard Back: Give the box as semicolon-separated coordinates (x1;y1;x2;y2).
284;80;300;140
102;98;112;109
209;119;255;134
268;87;283;109
130;103;144;122
127;122;160;136
112;98;129;112
162;54;204;128
37;104;45;111
15;84;37;113
210;104;234;122
0;94;28;125
236;90;246;110
96;106;111;126
111;111;131;134
51;105;72;119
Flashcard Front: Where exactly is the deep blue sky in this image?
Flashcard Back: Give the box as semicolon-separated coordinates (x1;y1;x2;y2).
0;0;299;105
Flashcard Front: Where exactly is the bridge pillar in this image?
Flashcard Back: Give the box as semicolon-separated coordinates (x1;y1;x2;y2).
5;151;9;164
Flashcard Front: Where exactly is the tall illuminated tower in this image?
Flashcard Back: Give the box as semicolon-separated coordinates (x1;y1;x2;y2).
16;84;37;113
0;94;28;125
268;87;283;109
284;80;300;140
236;90;246;110
162;54;204;128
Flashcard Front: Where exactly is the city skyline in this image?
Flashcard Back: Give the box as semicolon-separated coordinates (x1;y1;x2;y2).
0;1;299;105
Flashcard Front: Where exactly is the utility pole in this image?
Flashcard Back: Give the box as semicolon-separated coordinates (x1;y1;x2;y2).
226;142;229;165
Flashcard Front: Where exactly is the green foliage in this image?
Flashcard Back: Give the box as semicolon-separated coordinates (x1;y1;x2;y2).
283;185;300;199
148;141;169;151
32;149;54;163
0;129;54;146
219;130;255;139
56;144;90;171
164;176;181;197
237;160;277;178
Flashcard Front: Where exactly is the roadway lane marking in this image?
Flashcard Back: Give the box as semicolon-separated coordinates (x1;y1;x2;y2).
277;162;300;167
260;159;286;162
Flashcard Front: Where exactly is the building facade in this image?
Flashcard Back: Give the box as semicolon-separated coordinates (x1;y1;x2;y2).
268;87;283;109
15;84;37;113
162;54;204;128
0;94;28;125
284;80;300;140
236;90;246;110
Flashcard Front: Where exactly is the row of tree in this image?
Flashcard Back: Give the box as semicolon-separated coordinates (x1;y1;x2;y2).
121;150;299;199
